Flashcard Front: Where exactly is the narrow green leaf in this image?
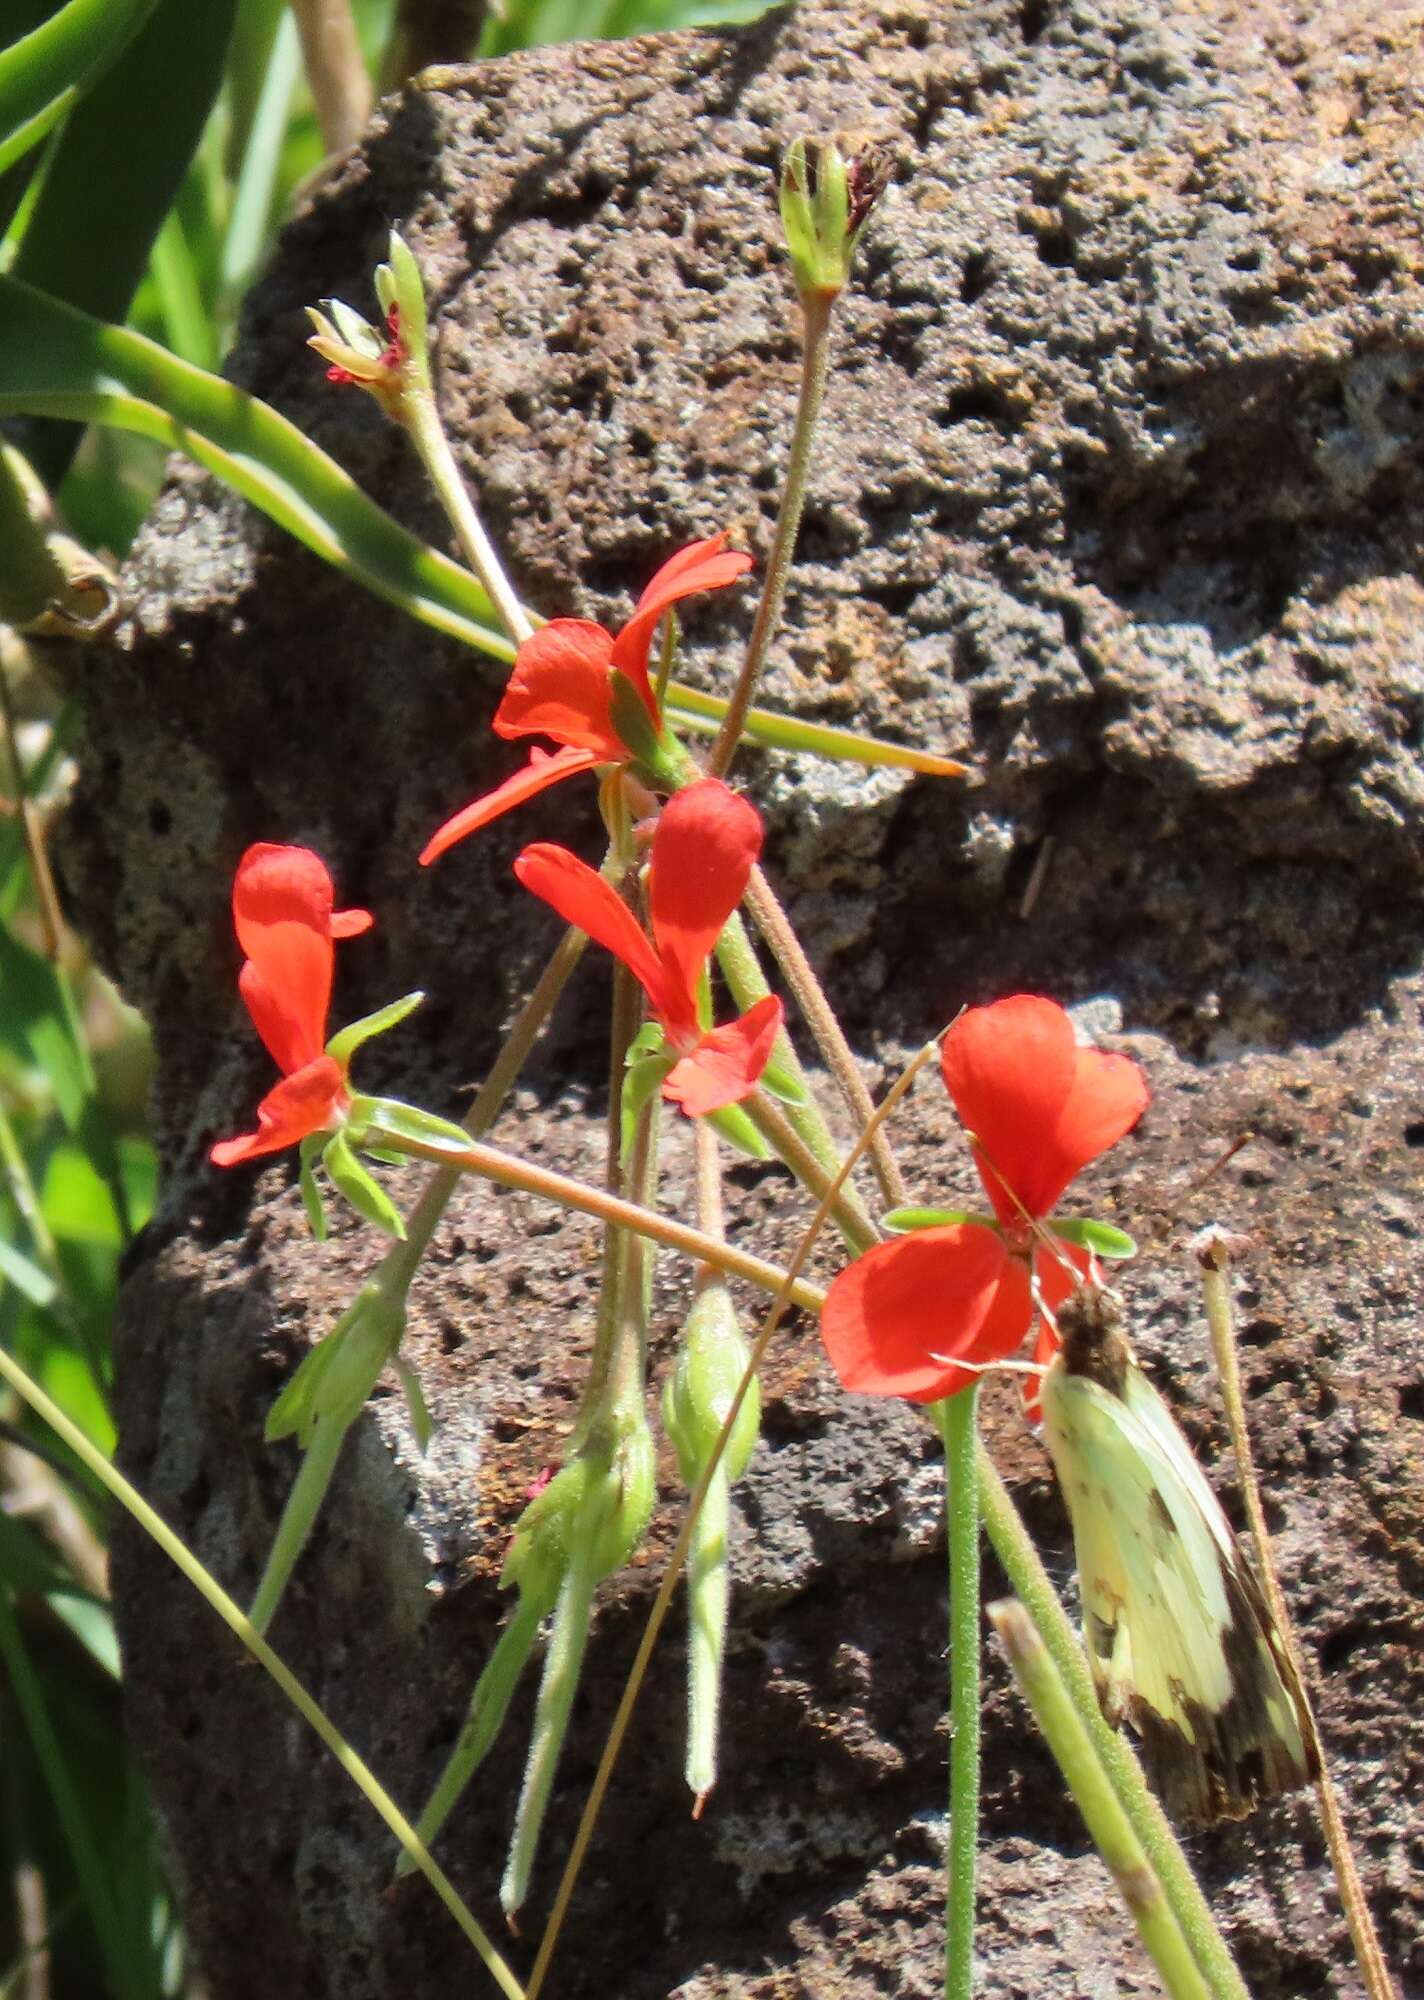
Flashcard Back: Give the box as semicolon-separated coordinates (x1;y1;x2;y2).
11;0;237;484
0;918;94;1130
666;683;968;777
0;0;157;178
0;274;514;661
621;1051;671;1160
757;1055;807;1106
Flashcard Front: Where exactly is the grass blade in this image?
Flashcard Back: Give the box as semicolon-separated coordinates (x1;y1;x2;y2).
0;0;157;177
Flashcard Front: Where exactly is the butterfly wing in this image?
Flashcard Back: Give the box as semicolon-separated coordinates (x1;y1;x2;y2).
1041;1343;1317;1825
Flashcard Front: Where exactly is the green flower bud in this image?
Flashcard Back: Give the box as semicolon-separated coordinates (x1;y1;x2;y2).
778;136;893;302
663;1283;761;1486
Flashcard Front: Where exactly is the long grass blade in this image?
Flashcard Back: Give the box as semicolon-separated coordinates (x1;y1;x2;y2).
0;0;157;178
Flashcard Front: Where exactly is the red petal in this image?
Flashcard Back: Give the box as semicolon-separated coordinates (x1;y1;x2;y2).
940;996;1148;1223
662;995;783;1117
494;622;627;754
820;1225;1033;1404
233;843;334;953
210;1056;345;1166
608;534;753;692
238;936;330;1074
419;747;600;865
513;843;668;1008
647;780;763;1039
330;907;374;938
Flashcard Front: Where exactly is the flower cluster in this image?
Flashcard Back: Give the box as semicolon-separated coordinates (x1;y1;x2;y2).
820;995;1148;1407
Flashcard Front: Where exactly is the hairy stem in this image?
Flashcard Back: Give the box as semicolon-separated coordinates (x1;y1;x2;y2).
934;1390;981;2000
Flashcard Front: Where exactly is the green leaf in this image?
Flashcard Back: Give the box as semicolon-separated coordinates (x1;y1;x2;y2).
665;682;968;778
881;1206;977;1234
321;1131;405;1239
0;274;514;661
325;990;424;1069
0;918;94;1130
1049;1217;1138;1261
0;0;158;178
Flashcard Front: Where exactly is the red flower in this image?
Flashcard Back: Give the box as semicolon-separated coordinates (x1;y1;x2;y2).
821;996;1147;1404
420;536;752;865
513;778;782;1117
211;845;373;1167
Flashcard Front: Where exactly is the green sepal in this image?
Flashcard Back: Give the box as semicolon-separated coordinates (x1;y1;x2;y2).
502;1410;655;1603
757;1055;807;1107
325;990;424;1069
298;1134;328;1241
394;1354;435;1453
881;1206;986;1234
1049;1217;1138;1260
704;1100;771;1160
321;1130;406;1239
353;1093;472;1157
622;1046;672;1160
378;229;432;394
265;1280;406;1445
265;1332;344;1446
663;1284;761;1486
608;671;667;769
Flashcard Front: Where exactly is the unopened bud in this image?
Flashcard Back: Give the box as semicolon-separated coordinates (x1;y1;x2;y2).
778;135;892;302
663;1282;761;1485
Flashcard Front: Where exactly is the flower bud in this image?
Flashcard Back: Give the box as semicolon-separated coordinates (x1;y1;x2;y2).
778;135;892;303
663;1282;760;1485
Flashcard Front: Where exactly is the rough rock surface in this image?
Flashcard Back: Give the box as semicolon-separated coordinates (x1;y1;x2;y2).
55;0;1424;1994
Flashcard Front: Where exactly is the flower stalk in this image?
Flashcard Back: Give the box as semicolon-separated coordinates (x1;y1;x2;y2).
933;1389;981;2000
988;1599;1213;2000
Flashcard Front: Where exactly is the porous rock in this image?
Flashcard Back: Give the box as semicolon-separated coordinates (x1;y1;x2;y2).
57;0;1423;1994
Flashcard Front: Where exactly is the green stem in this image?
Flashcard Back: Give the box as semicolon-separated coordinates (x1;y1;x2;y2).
500;1506;605;1921
1196;1236;1397;2000
934;1391;980;2000
403;388;534;646
398;1587;550;1877
0;1339;526;2000
377;1127;826;1315
975;1443;1251;2000
743;863;906;1209
708;289;834;778
988;1600;1212;2000
714;906;853;1184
